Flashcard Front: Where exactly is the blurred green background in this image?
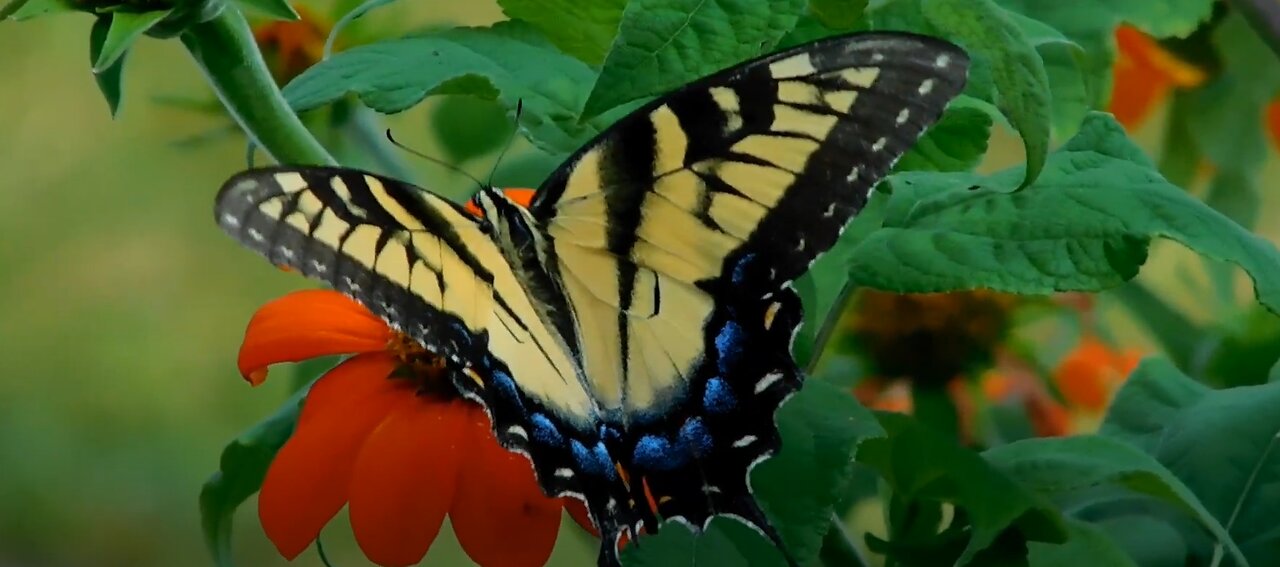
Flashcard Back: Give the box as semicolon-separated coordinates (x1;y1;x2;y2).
2;2;1279;567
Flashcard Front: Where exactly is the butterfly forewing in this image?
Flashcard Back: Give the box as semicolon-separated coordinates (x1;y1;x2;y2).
527;31;968;557
214;31;968;567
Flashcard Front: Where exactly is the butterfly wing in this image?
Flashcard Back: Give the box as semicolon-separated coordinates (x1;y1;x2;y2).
214;167;617;504
529;31;969;551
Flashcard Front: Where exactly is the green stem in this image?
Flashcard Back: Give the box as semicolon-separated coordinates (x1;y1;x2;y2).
0;0;30;21
819;513;871;567
179;6;334;166
805;279;857;374
1228;0;1280;59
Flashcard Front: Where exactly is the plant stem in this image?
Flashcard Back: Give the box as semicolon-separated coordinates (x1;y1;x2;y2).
1228;0;1280;59
805;279;857;374
179;6;334;166
820;513;871;567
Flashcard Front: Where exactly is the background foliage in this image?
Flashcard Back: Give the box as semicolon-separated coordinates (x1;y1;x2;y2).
2;0;1279;566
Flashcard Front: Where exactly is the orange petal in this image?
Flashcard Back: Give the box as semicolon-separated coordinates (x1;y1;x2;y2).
451;404;562;567
1053;337;1113;411
348;397;470;567
464;188;538;217
565;498;598;536
258;353;405;559
1111;26;1207;129
1026;391;1072;437
239;289;392;385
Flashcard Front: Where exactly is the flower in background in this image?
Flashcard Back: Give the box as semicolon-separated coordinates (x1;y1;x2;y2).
1110;25;1208;129
252;4;334;85
1268;101;1280;149
239;189;591;567
1052;335;1141;415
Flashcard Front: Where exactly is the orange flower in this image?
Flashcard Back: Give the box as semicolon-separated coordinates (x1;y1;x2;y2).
1052;335;1141;413
1110;25;1208;129
465;188;537;216
240;186;589;567
253;5;333;84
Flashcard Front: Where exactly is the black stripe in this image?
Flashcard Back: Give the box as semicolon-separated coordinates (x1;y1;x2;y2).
665;93;726;165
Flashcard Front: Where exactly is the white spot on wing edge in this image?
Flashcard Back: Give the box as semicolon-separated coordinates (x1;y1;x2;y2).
936;54;952;68
918;79;936;95
220;213;241;228
896;108;911;125
507;425;528;440
732;435;758;448
871;138;887;152
555;468;574;479
754;371;784;394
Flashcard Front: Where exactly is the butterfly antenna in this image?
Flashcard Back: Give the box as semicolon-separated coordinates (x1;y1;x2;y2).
384;129;485;190
485;98;524;189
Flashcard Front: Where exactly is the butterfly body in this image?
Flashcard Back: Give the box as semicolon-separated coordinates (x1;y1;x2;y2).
216;31;968;566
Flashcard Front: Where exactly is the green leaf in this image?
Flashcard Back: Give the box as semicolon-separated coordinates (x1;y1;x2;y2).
1093;515;1190;567
1026;518;1138;567
496;0;626;65
581;0;806;118
895;101;993;172
2;0;69;21
1204;306;1280;388
92;10;171;73
985;434;1247;566
1102;359;1280;565
857;412;1067;565
430;95;515;163
235;0;300;21
624;517;787;566
200;384;309;567
809;0;869;29
753;379;886;563
89;16;126;118
283;21;631;155
1159;91;1201;188
844;113;1280;317
920;0;1050;188
1006;10;1091;138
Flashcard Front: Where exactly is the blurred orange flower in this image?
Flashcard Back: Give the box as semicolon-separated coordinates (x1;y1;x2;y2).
1110;25;1208;129
239;187;587;567
1268;101;1280;149
253;5;334;84
1052;335;1142;413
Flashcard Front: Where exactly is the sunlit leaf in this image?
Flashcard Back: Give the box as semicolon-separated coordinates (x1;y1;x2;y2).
845;113;1280;317
93;10;171;73
581;0;806;118
496;0;626;65
235;0;300;21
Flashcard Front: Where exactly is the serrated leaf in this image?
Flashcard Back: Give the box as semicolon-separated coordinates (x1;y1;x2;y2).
1102;359;1280;565
753;379;885;563
2;0;70;21
985;434;1247;566
235;0;299;21
93;10;170;73
920;0;1050;188
283;21;632;155
845;113;1280;317
581;0;806;118
89;16;126;118
858;412;1067;565
200;384;309;567
496;0;626;65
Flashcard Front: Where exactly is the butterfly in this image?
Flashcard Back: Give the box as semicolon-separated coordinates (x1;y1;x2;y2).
215;31;968;566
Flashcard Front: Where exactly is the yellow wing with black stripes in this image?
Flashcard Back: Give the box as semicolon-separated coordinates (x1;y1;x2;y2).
526;31;968;553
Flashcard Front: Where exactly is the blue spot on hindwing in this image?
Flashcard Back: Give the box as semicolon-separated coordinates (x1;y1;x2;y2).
570;439;615;478
633;434;687;471
731;253;756;284
529;413;563;446
715;321;745;373
703;377;736;415
489;369;524;410
679;417;713;458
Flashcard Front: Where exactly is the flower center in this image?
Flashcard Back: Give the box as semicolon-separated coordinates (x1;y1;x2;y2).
387;332;456;399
